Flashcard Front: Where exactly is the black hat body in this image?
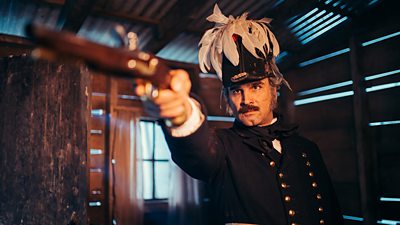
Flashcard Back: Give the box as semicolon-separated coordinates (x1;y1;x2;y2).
222;36;270;87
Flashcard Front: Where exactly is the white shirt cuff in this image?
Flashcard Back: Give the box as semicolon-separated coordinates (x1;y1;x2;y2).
170;98;205;137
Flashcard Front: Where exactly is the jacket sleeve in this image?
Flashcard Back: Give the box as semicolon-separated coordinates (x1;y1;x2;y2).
162;119;224;181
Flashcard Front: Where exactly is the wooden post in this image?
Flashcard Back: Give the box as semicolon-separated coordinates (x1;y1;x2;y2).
0;56;90;225
349;36;378;224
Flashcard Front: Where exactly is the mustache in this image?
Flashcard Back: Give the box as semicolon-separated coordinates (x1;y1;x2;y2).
238;104;260;114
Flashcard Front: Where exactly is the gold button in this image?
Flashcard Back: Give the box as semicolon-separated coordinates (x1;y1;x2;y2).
291;223;297;225
320;219;325;224
317;194;322;200
309;171;314;177
312;182;318;188
284;196;291;202
302;152;307;158
281;183;288;188
279;173;284;178
318;207;324;212
270;161;276;167
306;161;311;166
288;209;295;216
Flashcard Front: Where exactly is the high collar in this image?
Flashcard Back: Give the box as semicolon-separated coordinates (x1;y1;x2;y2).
231;115;298;168
231;114;298;141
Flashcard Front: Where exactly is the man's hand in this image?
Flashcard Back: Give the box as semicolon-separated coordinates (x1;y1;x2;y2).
134;69;192;126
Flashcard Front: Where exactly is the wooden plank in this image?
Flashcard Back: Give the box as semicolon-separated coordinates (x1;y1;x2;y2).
368;88;400;122
334;182;363;216
92;73;108;94
378;201;400;220
359;36;400;77
370;125;399;156
197;77;226;116
285;53;352;93
0;34;33;58
90;116;106;130
294;97;355;131
0;56;89;224
377;154;400;197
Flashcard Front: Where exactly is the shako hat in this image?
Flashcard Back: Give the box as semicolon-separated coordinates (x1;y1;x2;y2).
198;4;290;88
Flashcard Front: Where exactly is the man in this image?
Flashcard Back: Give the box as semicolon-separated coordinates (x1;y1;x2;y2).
135;5;343;225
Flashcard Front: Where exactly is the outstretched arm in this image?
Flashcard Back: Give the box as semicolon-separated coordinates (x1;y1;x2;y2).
134;69;223;180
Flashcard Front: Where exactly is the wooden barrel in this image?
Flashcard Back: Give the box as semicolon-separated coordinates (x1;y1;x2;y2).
0;56;89;225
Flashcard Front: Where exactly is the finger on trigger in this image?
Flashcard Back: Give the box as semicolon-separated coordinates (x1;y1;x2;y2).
133;80;145;96
170;69;190;93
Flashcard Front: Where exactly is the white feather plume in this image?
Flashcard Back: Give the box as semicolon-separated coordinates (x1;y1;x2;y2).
198;4;280;80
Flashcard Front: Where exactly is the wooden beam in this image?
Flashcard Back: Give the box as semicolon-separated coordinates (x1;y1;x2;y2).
0;56;89;224
0;34;33;46
143;0;204;53
349;34;378;225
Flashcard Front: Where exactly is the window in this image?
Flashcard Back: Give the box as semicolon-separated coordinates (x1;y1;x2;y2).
139;121;171;200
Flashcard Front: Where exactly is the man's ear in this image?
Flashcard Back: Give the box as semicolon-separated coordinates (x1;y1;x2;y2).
222;88;234;116
273;86;278;97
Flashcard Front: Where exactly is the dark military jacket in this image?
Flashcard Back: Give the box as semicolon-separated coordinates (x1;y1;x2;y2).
163;117;344;225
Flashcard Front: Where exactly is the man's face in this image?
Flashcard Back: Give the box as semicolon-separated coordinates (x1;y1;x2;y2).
227;78;277;127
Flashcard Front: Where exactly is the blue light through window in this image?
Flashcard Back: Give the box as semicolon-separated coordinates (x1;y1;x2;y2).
301;16;348;44
380;197;400;202
362;31;400;47
299;48;350;67
140;121;171;200
297;80;353;96
366;82;400;92
365;69;400;81
298;14;342;41
369;120;400;127
288;8;319;29
291;10;327;34
343;215;364;221
276;51;288;64
294;91;354;106
368;0;380;6
91;109;105;116
207;116;235;122
377;219;400;225
332;0;342;7
295;12;334;37
289;6;348;45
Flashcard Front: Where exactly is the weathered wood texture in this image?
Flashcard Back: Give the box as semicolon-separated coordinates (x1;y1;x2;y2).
0;56;90;225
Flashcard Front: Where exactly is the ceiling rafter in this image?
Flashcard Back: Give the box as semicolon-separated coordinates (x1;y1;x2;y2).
57;0;97;32
93;8;159;26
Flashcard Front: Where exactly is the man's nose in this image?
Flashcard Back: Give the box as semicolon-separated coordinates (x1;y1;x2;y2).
241;89;254;104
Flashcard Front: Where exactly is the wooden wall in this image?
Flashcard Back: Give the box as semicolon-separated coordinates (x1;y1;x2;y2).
281;25;400;225
87;61;203;225
0;56;89;224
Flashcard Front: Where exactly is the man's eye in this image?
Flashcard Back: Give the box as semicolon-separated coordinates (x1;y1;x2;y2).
231;89;241;94
252;85;262;90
